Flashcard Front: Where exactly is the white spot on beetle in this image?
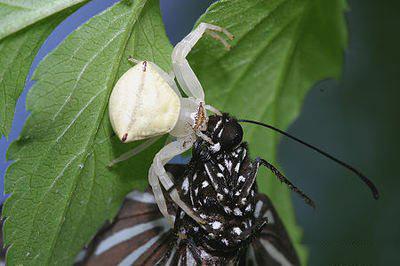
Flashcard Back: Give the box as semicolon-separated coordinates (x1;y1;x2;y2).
245;204;252;212
225;159;232;172
182;178;189;194
234;163;240;173
234;208;243;216
210;221;222;230
233;227;242;235
202;180;209;188
210;143;221;152
224;206;232;214
241;198;247;205
215;120;222;130
218;128;224;138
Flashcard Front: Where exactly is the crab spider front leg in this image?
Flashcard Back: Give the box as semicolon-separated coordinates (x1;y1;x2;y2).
149;134;206;226
172;22;234;100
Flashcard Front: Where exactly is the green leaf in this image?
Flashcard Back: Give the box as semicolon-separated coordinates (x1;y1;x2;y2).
0;4;84;138
0;0;89;39
2;0;172;264
190;0;348;264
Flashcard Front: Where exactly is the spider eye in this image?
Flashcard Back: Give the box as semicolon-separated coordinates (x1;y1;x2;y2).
219;118;243;150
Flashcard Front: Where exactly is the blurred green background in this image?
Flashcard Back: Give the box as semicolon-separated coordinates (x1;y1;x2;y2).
165;0;400;264
0;0;398;265
282;1;400;265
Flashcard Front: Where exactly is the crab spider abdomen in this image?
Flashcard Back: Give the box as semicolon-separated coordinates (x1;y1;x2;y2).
109;61;181;142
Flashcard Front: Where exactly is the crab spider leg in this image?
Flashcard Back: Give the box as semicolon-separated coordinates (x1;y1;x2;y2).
196;131;214;145
206;30;231;50
148;165;175;225
172;23;234;101
204;104;222;116
127;55;141;64
149;135;206;225
108;136;161;167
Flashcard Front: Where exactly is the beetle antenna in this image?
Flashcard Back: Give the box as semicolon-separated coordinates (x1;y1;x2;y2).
238;119;379;200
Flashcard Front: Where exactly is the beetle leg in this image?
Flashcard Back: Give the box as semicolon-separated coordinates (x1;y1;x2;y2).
255;157;315;208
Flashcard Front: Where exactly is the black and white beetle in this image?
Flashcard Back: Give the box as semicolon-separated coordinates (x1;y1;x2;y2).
170;114;313;254
68;113;377;265
63;113;305;265
72;167;299;265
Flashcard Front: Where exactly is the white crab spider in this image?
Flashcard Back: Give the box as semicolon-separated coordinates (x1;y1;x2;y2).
108;23;234;225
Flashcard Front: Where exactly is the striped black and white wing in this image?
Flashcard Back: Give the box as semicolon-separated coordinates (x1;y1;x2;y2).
245;194;300;266
79;190;176;266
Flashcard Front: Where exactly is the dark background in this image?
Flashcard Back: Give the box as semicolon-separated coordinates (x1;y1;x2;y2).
0;0;398;265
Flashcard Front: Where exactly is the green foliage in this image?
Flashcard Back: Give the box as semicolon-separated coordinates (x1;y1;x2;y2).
189;0;348;264
2;0;172;264
0;0;88;138
0;0;88;39
1;0;347;265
